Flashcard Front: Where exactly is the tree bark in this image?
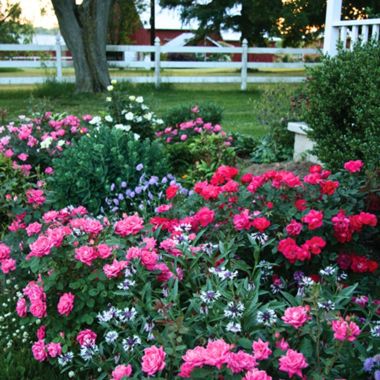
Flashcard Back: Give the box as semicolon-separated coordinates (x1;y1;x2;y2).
51;0;113;93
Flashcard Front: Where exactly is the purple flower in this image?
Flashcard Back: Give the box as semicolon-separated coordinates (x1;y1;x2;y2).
113;199;119;206
121;181;127;188
161;177;168;184
375;370;380;380
110;183;116;191
130;191;135;198
148;176;159;185
136;163;144;171
293;271;304;283
363;357;375;372
118;193;124;200
135;186;143;194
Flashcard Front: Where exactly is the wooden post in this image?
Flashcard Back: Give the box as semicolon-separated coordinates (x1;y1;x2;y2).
351;26;359;50
55;34;63;81
372;24;379;41
240;38;248;91
154;37;161;89
323;0;342;56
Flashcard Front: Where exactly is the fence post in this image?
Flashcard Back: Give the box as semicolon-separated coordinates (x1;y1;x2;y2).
55;34;63;81
240;38;248;91
323;0;342;56
154;37;161;89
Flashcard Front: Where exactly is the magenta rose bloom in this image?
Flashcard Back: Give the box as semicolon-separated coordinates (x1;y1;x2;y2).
111;364;132;380
141;345;166;376
76;329;97;346
282;306;309;329
344;160;363;173
279;349;308;378
32;340;47;362
57;292;75;316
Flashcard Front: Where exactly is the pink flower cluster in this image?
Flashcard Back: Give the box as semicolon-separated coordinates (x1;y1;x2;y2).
111;364;132;380
332;317;361;341
32;339;62;362
179;339;273;378
282;306;310;329
114;214;144;237
278;236;326;263
0;242;16;274
26;189;46;206
279;349;308;378
141;345;166;376
155;116;233;146
57;292;75;316
19;280;47;319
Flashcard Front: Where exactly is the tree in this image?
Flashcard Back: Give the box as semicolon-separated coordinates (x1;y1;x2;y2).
108;0;144;44
0;1;33;43
51;0;113;93
279;0;380;46
159;0;282;45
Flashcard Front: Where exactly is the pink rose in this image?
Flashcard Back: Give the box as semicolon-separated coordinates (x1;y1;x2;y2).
28;235;54;259
182;346;206;368
141;345;166;376
226;351;257;374
204;339;234;369
16;297;27;317
155;204;172;213
285;220;303;236
0;242;11;260
252;338;272;360
282;306;309;329
36;325;46;340
57;292;75;316
344;160;363;173
111;364;133;380
30;301;47;318
46;342;62;358
1;258;16;274
76;329;97;346
26;222;42;237
302;209;324;230
243;369;272;380
332;318;360;341
103;259;128;278
279;349;308;378
74;245;98;266
96;243;113;259
32;340;47;362
194;207;215;227
114;214;144;237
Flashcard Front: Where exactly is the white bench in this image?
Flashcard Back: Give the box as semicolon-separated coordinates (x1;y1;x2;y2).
287;122;320;163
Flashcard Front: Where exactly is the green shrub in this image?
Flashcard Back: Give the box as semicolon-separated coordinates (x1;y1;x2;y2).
163;102;223;126
305;42;380;171
230;131;258;158
47;126;170;214
251;84;302;163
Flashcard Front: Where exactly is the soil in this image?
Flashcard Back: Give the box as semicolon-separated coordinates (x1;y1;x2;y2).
244;160;314;177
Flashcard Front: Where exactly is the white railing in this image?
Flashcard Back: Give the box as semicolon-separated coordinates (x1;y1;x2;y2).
0;36;321;89
323;0;380;56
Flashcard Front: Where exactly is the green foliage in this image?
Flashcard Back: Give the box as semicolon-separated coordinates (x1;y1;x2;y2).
0;1;33;44
230;131;258;158
251;85;302;163
0;156;31;237
47;126;170;214
163;102;223;127
305;42;380;172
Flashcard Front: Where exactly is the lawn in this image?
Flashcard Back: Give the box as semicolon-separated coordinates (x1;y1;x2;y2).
0;81;301;137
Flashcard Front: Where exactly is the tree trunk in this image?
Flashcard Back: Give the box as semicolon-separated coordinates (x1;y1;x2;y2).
51;0;113;93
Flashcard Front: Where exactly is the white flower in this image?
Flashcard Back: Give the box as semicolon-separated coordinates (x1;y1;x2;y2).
57;140;65;147
200;290;221;304
136;96;143;103
111;79;117;85
40;137;53;149
256;309;277;326
136;116;142;123
68;371;75;378
89;116;102;125
106;97;112;102
226;322;241;333
105;115;113;122
133;133;140;141
114;124;131;132
107;85;114;91
105;331;119;344
125;112;134;121
129;95;136;101
156;118;164;125
224;301;244;319
143;113;152;121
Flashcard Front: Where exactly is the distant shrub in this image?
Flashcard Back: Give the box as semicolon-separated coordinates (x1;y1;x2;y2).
47;126;170;214
305;42;380;172
163;103;223;126
251;85;302;163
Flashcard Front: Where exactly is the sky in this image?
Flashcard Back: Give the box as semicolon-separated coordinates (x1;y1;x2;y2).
14;0;192;30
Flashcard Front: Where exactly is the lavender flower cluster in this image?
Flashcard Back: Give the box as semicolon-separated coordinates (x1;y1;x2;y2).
102;164;189;215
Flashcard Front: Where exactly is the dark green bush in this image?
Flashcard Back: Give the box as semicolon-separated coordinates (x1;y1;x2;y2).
305;41;380;171
251;84;302;163
47;127;170;214
163;102;223;126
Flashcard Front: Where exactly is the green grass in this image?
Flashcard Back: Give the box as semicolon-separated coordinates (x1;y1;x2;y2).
0;81;301;137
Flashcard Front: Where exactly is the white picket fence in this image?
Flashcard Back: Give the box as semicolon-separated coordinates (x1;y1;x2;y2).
323;0;380;55
0;37;320;89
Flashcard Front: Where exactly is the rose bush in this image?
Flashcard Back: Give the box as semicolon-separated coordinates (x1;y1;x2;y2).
0;160;379;379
